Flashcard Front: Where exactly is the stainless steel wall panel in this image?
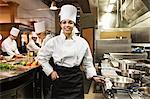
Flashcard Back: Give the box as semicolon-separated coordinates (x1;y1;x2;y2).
95;39;132;62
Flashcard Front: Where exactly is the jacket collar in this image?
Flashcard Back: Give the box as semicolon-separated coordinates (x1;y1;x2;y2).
60;32;76;41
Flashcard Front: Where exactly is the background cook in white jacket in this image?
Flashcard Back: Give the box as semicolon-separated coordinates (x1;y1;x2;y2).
34;21;54;46
26;31;40;52
0;34;3;59
1;27;24;58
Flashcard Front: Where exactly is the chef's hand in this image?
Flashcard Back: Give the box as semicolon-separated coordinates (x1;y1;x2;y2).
0;55;4;60
92;76;105;84
50;71;59;81
15;54;24;58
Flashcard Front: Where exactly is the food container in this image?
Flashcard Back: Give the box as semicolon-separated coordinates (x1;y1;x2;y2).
27;51;34;57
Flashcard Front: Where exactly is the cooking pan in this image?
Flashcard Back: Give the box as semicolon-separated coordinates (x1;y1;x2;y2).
111;76;135;89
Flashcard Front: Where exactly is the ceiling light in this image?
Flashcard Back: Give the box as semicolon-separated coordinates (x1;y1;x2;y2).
109;0;117;4
50;6;58;10
49;0;58;10
106;4;114;12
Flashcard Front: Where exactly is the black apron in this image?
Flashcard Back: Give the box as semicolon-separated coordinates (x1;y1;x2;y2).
51;65;84;99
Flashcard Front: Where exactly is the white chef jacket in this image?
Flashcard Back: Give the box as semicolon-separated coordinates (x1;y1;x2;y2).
1;37;20;56
26;39;40;52
37;33;97;78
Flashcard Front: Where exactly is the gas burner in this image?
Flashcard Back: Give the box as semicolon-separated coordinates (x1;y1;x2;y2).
103;83;144;99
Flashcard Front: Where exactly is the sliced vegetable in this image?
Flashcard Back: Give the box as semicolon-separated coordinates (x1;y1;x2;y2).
0;63;15;71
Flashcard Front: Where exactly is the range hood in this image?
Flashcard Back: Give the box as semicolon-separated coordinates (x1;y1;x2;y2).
122;0;149;23
142;0;150;10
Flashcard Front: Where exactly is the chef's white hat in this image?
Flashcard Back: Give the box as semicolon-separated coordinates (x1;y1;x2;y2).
34;21;45;34
10;27;20;37
32;31;38;37
59;5;77;23
0;34;2;40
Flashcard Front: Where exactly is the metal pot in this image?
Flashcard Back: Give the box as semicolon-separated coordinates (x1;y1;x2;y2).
111;76;135;89
119;61;129;71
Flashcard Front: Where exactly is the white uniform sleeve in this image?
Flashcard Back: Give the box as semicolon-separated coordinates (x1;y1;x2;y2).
82;42;97;79
14;41;20;55
26;42;32;51
3;41;17;56
36;39;54;76
27;41;40;52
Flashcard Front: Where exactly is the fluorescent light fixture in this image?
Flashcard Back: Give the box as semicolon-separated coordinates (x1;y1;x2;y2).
109;0;116;4
0;4;9;6
50;6;58;10
101;13;115;28
49;1;58;10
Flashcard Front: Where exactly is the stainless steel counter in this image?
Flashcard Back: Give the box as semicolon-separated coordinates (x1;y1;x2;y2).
109;52;148;59
103;88;150;99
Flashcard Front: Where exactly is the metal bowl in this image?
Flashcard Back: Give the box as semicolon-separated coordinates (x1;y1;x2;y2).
111;76;135;89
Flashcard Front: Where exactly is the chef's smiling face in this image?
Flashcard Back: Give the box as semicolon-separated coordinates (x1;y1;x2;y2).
60;19;74;35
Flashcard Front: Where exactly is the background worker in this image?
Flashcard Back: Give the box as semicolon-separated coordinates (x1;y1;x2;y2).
34;21;55;46
26;31;40;52
1;27;24;58
0;34;3;59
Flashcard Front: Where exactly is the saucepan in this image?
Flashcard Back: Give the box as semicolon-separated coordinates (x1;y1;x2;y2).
111;76;135;89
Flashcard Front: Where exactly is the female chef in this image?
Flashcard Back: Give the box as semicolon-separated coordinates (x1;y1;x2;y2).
1;27;24;58
37;4;105;99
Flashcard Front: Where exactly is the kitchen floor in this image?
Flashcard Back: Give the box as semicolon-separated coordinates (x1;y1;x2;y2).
84;81;104;99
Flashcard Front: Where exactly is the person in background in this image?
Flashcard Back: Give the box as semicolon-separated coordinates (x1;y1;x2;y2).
1;27;24;58
0;34;3;59
37;4;105;99
34;21;55;46
26;31;40;52
0;34;2;46
73;26;81;36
